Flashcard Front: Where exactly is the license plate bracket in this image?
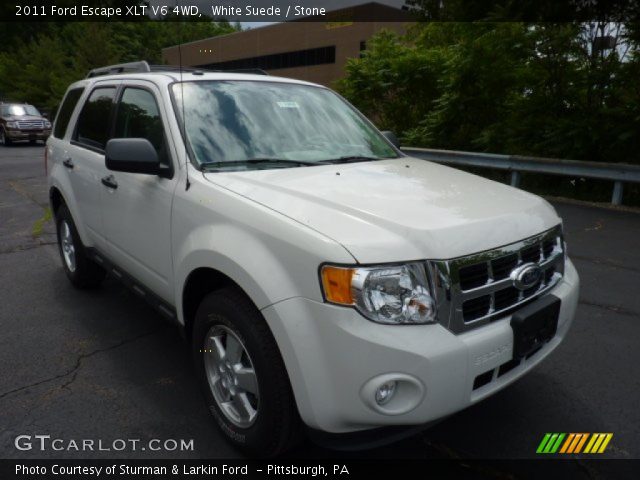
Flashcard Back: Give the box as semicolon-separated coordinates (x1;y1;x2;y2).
510;295;560;359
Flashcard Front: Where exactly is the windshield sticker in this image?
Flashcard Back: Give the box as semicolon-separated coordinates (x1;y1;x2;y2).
276;101;299;109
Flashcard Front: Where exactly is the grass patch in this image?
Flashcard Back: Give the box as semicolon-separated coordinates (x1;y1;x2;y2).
32;207;53;238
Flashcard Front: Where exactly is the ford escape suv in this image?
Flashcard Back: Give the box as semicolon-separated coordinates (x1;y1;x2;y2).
1;102;51;145
47;61;579;456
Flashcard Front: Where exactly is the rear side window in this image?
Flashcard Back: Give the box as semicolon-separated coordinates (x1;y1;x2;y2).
114;88;169;165
53;88;84;139
74;87;116;150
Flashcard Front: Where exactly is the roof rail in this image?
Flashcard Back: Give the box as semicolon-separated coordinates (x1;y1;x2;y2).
86;62;270;79
225;68;268;76
86;61;151;78
148;64;202;73
149;65;269;76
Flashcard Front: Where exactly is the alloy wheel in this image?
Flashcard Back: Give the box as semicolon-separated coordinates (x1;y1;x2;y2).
60;221;76;272
203;325;260;428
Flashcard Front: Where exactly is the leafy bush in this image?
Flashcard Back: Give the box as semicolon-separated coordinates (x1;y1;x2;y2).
337;22;640;166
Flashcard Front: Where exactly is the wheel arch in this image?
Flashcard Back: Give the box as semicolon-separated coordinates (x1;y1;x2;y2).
48;179;92;246
49;185;66;216
181;266;258;344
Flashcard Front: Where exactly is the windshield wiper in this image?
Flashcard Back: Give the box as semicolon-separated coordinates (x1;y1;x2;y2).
201;158;324;171
322;156;382;164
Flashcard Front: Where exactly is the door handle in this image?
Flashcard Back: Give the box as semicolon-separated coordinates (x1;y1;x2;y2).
62;158;74;169
101;175;118;189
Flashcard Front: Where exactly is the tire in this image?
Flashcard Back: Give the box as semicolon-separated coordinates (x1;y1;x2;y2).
56;205;106;288
0;129;11;146
192;287;302;457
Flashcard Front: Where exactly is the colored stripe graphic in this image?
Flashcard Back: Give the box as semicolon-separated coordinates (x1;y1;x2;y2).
584;433;599;453
543;433;559;453
536;433;551;453
597;434;613;453
574;433;589;453
567;433;583;453
537;433;613;454
592;434;607;453
559;433;575;453
550;433;565;453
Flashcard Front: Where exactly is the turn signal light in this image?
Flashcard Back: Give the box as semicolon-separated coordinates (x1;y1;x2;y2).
320;266;354;305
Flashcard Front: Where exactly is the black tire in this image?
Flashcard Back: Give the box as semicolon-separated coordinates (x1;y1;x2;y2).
56;205;106;289
192;287;302;457
0;129;11;146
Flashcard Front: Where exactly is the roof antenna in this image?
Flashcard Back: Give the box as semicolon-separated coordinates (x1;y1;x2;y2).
178;2;191;191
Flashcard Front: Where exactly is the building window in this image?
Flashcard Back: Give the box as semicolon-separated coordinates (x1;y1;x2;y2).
198;46;336;71
359;41;367;58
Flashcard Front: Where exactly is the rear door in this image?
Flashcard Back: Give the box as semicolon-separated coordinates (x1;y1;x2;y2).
48;86;85;225
100;81;178;302
64;83;119;250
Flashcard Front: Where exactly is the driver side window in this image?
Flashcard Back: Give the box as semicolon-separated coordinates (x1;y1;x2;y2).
114;88;169;166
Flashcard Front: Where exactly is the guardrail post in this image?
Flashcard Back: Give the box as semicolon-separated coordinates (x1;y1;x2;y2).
612;181;624;205
510;171;521;188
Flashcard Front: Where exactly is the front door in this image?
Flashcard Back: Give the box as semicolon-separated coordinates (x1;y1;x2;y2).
100;82;178;302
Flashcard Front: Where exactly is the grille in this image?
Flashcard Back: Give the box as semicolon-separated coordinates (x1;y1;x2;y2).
428;226;565;334
17;120;44;130
473;346;544;391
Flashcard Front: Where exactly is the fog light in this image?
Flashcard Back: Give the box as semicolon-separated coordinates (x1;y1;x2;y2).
375;381;397;405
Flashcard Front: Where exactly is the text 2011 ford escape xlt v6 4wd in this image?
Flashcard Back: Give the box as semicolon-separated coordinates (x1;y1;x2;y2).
47;62;579;456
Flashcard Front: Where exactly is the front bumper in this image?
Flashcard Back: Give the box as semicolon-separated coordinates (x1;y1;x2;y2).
5;129;50;141
262;259;579;433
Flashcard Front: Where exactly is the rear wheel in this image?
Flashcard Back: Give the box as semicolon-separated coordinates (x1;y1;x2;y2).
56;205;106;288
192;287;302;457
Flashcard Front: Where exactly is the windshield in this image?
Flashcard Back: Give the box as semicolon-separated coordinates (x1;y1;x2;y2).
3;104;41;116
171;80;398;170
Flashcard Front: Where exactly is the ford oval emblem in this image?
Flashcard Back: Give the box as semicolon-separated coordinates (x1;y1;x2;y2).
511;263;542;290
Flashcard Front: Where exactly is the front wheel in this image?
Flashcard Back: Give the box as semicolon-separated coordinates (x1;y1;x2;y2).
0;129;12;146
192;288;302;457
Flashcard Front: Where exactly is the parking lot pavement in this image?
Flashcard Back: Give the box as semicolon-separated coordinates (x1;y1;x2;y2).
1;145;639;463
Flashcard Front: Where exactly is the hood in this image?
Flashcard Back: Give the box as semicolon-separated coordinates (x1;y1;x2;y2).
203;157;561;263
4;115;46;122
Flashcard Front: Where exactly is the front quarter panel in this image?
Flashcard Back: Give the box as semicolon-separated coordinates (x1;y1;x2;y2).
172;170;356;325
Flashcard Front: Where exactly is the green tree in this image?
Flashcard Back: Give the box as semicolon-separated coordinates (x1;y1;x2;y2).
337;21;640;165
336;28;446;136
0;19;238;110
412;23;529;151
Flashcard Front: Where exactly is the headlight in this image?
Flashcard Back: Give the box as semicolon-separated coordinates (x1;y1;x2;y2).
6;121;18;129
44;121;52;128
320;263;436;325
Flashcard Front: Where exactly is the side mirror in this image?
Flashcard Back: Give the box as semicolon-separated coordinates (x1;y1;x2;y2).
381;130;400;148
42;113;48;119
105;138;160;175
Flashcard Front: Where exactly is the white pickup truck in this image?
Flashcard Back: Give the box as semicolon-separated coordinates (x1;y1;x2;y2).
47;62;579;456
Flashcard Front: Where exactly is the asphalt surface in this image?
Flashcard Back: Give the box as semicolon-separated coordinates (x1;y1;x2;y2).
1;145;638;465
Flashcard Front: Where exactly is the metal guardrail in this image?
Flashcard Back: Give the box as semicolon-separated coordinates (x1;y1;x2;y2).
402;147;640;205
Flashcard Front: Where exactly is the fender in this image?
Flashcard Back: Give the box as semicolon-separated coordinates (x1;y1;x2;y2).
173;221;349;326
171;175;356;327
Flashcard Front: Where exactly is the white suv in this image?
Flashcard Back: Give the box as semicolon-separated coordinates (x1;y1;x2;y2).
47;61;579;456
